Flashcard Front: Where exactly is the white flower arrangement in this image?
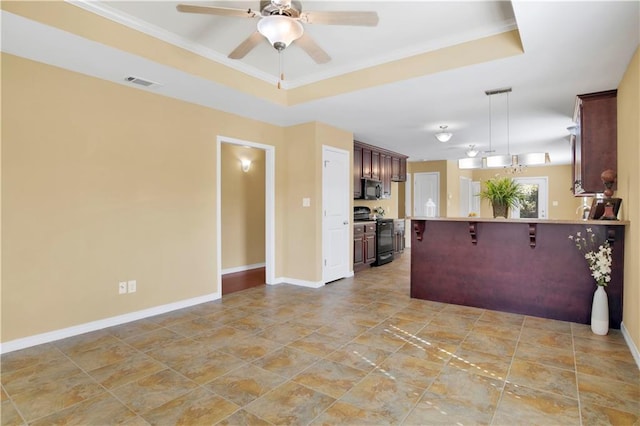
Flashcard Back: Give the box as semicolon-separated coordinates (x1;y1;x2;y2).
568;228;612;286
373;206;386;217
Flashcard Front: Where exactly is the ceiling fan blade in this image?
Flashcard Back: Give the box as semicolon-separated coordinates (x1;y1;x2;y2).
299;11;379;26
228;31;264;59
295;33;331;64
176;4;257;19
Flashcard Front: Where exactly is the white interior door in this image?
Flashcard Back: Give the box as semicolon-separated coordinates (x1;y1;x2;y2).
322;146;350;283
414;172;440;217
471;181;481;216
511;177;548;219
460;176;472;217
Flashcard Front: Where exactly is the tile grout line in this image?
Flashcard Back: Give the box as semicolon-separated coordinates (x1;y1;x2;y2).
571;324;584;426
1;380;29;425
488;314;526;426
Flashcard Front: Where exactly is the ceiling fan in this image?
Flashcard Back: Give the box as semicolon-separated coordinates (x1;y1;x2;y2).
176;0;379;64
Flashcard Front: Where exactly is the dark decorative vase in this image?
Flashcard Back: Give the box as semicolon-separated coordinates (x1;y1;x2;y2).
492;202;509;218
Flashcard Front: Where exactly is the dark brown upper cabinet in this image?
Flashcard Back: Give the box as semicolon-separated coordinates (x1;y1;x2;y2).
572;90;617;196
353;141;408;199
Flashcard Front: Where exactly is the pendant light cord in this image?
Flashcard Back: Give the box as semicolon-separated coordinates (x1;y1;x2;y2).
506;91;510;156
488;94;492;152
277;49;284;90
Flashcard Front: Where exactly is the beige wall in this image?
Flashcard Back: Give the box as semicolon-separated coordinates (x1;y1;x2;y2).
472;165;582;220
221;145;265;270
4;54;346;343
617;47;639;352
281;123;319;282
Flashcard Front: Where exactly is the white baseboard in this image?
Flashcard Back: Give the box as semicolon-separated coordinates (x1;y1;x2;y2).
221;263;266;275
621;321;640;370
273;277;324;288
271;272;354;288
0;292;221;355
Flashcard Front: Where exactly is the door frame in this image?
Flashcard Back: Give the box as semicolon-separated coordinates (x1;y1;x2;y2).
216;136;276;299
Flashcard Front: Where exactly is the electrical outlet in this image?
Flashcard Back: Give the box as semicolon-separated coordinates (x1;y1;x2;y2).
127;280;137;293
118;282;127;295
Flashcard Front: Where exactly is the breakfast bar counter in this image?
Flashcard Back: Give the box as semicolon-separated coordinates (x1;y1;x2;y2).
410;217;627;327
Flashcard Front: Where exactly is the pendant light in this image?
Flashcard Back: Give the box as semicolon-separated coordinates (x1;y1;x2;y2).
485;88;515;169
434;125;453;143
459;87;551;170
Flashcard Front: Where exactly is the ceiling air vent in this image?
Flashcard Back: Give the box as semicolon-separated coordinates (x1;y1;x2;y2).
124;76;160;88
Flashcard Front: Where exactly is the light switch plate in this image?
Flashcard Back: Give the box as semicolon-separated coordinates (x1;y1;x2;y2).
302;198;311;207
127;280;137;293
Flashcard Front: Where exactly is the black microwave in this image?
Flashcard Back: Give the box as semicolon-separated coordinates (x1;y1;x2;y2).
361;178;382;200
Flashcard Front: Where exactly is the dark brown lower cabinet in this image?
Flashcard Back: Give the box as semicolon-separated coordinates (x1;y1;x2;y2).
354;222;376;270
394;219;405;254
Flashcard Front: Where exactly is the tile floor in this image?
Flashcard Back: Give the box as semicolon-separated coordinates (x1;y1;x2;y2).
2;250;639;425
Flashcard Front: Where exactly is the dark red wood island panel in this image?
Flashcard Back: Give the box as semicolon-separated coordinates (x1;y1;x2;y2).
410;219;626;327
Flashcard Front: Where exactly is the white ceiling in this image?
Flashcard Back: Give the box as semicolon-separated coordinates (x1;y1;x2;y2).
2;1;639;164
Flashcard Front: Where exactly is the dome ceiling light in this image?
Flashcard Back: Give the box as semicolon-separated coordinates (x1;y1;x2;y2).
434;125;453;143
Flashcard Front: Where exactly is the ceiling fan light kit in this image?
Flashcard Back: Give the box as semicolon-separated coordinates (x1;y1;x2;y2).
257;15;303;50
434;125;453;143
176;1;379;68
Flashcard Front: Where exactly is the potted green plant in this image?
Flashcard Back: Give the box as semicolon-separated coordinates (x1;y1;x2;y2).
479;176;525;218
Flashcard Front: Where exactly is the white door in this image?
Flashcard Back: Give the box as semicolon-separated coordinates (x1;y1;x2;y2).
322;146;350;283
414;172;440;217
471;181;481;216
511;177;548;219
460;176;472;217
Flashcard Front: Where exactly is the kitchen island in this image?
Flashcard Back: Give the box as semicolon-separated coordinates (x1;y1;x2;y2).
410;217;627;327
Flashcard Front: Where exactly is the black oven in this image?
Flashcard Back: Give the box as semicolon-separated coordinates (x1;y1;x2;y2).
373;219;394;266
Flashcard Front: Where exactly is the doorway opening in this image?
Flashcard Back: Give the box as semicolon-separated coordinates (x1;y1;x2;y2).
512;177;548;219
217;136;275;297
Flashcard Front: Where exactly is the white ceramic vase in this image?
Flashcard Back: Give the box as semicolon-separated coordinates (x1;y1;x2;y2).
591;286;609;335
